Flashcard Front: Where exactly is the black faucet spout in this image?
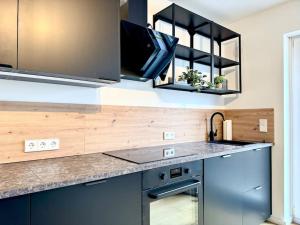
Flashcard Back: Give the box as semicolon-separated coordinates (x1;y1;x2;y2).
209;112;225;142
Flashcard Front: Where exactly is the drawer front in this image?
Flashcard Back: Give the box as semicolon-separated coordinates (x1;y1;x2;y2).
204;153;244;225
243;147;271;191
242;183;271;225
204;152;244;192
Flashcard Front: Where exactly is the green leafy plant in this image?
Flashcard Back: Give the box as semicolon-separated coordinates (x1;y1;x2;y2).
178;67;208;88
214;75;226;85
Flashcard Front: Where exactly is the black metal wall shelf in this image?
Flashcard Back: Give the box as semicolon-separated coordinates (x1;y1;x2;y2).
154;83;197;92
195;22;240;42
153;4;210;31
175;44;210;62
196;55;240;68
200;88;240;95
153;4;242;96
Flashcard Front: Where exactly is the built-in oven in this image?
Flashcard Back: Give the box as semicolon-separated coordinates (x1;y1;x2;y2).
142;161;203;225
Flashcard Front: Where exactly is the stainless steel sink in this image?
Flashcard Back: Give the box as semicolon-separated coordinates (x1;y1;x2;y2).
209;140;255;146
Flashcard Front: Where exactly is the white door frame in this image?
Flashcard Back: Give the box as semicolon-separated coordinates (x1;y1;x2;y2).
283;30;300;224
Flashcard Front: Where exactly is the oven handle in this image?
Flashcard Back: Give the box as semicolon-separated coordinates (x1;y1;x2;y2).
148;179;201;200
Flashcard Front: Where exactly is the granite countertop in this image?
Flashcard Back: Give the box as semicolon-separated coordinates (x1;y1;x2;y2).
0;141;272;200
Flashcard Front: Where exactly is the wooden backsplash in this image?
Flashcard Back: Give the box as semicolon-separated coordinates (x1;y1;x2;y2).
0;103;274;164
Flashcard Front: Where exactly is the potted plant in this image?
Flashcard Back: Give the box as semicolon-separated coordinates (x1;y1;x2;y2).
178;67;208;88
214;75;226;89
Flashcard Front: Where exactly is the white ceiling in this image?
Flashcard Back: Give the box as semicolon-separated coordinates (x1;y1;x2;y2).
169;0;291;24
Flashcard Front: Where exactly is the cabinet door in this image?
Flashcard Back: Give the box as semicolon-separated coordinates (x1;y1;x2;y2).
18;0;120;82
0;195;30;225
31;173;141;225
204;153;244;225
0;0;17;69
242;147;271;225
243;147;271;191
242;183;271;225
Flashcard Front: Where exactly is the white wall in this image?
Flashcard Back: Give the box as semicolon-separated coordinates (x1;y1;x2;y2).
225;1;300;223
292;36;300;223
100;79;224;108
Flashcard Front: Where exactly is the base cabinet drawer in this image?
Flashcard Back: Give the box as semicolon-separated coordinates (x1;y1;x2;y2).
243;148;271;191
242;183;271;225
0;195;30;225
31;173;142;225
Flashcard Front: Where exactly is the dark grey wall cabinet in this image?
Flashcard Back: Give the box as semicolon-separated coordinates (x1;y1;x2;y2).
18;0;120;82
204;147;271;225
0;195;30;225
31;173;141;225
0;0;18;69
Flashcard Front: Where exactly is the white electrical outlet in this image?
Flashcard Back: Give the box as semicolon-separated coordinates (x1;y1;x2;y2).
259;119;268;133
38;140;47;150
24;140;39;152
163;131;176;140
163;148;176;158
48;139;60;150
24;138;60;152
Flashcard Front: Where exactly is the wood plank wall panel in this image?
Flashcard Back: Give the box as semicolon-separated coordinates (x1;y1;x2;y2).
224;108;274;143
84;106;221;154
0;111;86;164
0;103;274;164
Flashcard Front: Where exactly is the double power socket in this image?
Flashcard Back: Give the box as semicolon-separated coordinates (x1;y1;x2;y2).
25;138;60;153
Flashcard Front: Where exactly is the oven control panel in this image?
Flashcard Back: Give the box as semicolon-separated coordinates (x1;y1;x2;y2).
142;160;203;190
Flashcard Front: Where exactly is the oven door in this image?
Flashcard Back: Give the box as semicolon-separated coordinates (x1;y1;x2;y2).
143;177;203;225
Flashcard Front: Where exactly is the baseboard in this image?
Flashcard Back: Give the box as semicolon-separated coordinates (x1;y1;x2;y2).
293;217;300;224
268;215;285;225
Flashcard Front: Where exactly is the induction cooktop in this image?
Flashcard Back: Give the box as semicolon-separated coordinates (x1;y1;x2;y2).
103;145;200;164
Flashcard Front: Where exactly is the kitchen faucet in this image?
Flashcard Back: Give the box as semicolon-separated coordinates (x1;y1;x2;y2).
209;112;225;142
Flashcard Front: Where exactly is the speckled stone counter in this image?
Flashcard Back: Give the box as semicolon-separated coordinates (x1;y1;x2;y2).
0;141;272;200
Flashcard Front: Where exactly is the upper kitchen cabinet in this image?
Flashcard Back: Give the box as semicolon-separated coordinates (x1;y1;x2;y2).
1;0;120;86
120;0;148;27
0;0;18;69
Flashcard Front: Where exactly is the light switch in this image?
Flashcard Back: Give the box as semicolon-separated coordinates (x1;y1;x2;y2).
259;119;268;133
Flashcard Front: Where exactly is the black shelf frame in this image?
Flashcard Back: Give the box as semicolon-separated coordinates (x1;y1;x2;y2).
152;4;242;95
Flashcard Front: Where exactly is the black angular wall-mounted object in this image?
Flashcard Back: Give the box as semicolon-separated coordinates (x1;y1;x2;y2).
121;20;178;82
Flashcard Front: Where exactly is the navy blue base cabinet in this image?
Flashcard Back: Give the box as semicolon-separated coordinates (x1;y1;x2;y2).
0;195;30;225
204;147;271;225
31;173;142;225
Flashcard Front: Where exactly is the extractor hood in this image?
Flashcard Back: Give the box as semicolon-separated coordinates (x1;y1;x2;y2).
120;20;178;82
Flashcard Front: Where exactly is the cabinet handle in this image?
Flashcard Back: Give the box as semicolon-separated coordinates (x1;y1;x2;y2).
221;154;232;158
254;148;262;151
84;179;107;186
254;186;263;191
